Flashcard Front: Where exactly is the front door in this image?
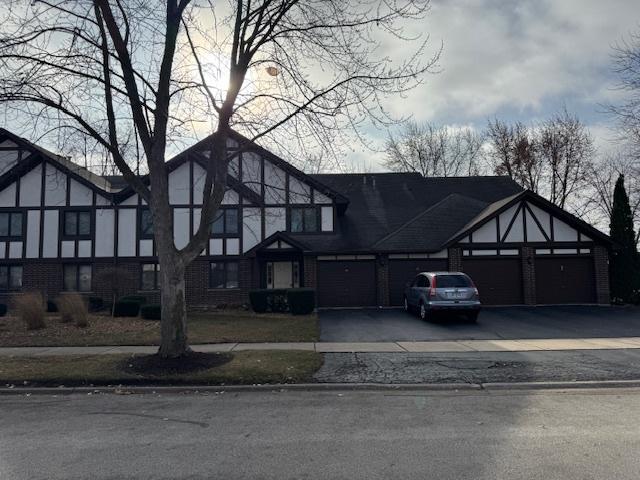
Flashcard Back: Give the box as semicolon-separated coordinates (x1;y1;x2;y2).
267;261;300;289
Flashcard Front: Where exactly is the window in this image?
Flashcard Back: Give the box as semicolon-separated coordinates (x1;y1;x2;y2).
210;261;239;289
140;209;153;237
141;263;160;290
290;207;318;233
63;211;91;237
415;275;429;288
211;208;239;235
435;274;472;288
0;212;23;238
63;264;92;292
0;265;22;291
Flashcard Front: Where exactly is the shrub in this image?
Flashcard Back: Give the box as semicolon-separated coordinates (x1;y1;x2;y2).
140;304;161;320
249;290;269;313
46;299;58;313
113;300;141;317
287;289;316;315
249;289;289;313
15;292;45;330
0;304;7;317
56;294;88;327
119;295;147;305
88;296;104;312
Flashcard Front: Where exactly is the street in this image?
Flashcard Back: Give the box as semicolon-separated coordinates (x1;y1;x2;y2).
1;388;639;479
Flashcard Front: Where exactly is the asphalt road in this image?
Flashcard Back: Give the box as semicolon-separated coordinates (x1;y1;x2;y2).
2;388;640;479
316;349;640;384
319;306;640;342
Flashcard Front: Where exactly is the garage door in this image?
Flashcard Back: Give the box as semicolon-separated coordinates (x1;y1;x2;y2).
463;257;523;305
535;256;596;304
317;260;377;307
388;259;448;306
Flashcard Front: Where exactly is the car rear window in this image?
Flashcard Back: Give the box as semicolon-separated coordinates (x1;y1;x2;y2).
436;274;472;288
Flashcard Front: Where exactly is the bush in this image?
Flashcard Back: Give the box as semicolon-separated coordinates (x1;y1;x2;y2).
46;299;58;313
56;294;88;327
140;304;161;320
249;290;269;313
113;300;141;317
249;289;289;313
88;296;104;312
0;303;7;317
15;292;45;330
287;289;316;315
119;295;147;305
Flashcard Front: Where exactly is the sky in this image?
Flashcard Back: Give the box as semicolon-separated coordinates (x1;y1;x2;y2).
350;0;640;171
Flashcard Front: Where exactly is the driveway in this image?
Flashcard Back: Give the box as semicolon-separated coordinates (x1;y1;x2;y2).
319;306;640;342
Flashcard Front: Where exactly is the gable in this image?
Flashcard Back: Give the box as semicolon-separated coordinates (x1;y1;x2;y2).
457;197;601;245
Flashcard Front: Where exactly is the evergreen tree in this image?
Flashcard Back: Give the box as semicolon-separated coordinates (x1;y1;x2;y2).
609;174;639;302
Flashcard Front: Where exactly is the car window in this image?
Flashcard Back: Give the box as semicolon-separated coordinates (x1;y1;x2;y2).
416;275;429;288
436;274;472;288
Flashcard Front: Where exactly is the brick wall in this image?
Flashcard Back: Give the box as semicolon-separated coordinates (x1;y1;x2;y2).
593;245;610;305
521;246;536;305
448;247;462;272
303;255;317;288
376;254;389;306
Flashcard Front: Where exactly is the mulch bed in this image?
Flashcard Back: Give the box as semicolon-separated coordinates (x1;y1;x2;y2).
0;314;158;347
123;351;232;375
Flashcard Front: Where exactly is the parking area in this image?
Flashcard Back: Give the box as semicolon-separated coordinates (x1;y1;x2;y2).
319;306;640;342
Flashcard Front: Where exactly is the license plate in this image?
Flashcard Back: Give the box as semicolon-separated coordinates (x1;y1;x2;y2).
448;291;465;299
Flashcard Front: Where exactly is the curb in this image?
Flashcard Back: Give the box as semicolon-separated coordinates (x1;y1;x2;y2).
2;380;640;395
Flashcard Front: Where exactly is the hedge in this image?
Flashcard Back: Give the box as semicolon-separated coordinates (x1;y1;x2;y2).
46;300;58;313
140;304;161;320
88;296;104;312
287;289;316;315
113;300;141;317
119;295;147;305
249;288;315;314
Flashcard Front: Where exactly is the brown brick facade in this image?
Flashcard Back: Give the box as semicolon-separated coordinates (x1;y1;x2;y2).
448;247;463;272
521;246;536;305
303;255;317;289
376;254;390;306
593;245;610;305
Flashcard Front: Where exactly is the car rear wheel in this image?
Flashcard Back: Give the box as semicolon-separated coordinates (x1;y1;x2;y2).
403;297;410;313
467;311;479;323
419;302;428;321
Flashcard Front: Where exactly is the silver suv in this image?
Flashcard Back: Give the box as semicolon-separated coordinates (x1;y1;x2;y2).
403;272;481;322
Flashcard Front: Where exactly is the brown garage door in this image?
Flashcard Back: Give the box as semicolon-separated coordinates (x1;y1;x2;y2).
535;256;596;304
463;257;523;305
388;259;448;306
317;260;377;307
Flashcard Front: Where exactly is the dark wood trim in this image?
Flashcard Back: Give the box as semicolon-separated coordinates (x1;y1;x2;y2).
500;202;523;243
524;202;551;242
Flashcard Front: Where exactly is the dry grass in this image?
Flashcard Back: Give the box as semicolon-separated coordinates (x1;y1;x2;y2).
56;294;89;327
0;350;323;386
14;292;46;330
0;311;319;347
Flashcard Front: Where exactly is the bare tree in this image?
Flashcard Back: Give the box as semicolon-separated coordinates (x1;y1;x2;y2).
0;0;438;357
583;151;640;245
384;121;483;177
485;119;541;192
609;30;640;156
486;111;594;211
538;109;595;209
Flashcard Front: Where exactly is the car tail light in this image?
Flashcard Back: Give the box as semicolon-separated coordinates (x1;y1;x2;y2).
470;279;479;297
429;276;437;297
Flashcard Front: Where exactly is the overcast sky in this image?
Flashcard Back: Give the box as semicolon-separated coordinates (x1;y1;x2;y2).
352;0;640;171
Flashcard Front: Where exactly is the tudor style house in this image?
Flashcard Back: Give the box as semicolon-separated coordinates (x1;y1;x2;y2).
0;127;611;308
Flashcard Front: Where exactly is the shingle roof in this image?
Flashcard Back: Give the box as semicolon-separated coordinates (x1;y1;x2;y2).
300;173;524;253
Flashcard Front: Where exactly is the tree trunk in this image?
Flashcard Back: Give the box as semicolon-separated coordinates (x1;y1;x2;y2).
158;260;189;358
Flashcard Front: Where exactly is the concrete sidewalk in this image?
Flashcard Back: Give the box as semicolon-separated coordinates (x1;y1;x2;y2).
2;337;640;356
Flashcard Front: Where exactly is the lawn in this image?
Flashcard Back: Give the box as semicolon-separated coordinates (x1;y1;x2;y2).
0;350;323;387
0;311;319;347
